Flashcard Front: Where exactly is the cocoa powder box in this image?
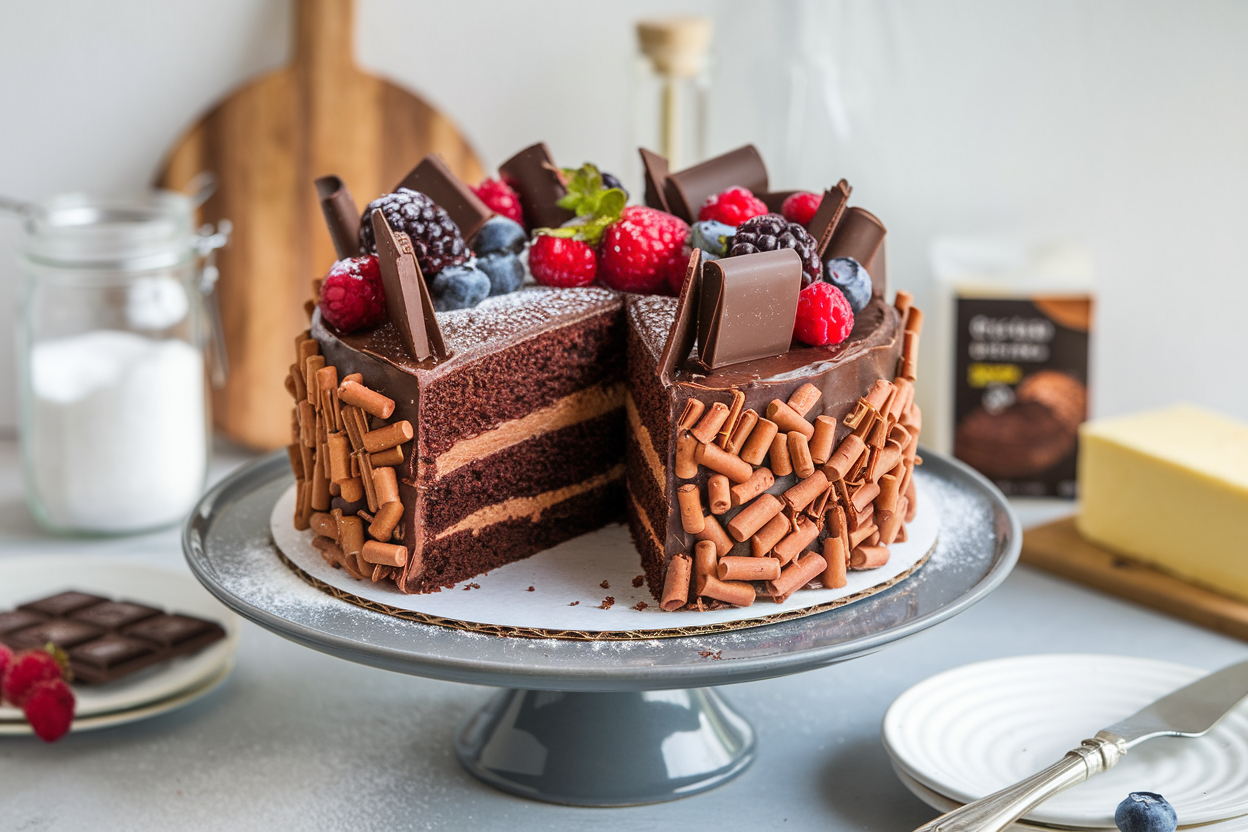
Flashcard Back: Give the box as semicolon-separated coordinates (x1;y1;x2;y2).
930;239;1094;498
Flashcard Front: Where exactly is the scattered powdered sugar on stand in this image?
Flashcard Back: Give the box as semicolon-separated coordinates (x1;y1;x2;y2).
28;329;206;531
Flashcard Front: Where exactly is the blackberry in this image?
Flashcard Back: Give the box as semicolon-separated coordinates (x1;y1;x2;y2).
358;188;468;276
600;171;629;200
729;213;821;286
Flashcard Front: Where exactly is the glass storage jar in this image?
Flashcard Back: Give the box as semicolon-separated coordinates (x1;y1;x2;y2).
16;191;220;534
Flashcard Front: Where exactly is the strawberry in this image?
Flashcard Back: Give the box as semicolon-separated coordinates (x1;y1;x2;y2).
599;206;689;295
782;191;822;227
794;282;855;346
698;187;768;227
529;234;597;288
318;255;386;333
23;678;75;742
472;178;525;228
2;648;65;707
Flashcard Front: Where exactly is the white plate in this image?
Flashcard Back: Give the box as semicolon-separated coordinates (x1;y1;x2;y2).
269;477;938;635
891;763;1248;831
0;556;240;720
0;658;234;736
883;655;1248;829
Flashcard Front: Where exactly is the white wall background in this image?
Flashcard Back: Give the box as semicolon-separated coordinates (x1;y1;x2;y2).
2;0;1246;438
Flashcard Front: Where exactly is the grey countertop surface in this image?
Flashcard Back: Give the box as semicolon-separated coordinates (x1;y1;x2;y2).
0;440;1243;831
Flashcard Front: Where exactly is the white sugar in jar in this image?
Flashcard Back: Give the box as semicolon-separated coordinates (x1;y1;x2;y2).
17;191;221;534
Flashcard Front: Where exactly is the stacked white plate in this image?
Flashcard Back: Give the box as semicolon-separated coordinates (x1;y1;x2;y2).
883;655;1248;830
0;557;240;735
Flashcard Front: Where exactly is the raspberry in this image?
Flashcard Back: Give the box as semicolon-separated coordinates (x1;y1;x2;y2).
782;191;822;227
730;213;822;287
529;234;597;288
599;206;689;295
23;678;75;742
471;178;525;228
318;256;387;333
698;187;768;227
794;282;855;346
0;644;12;689
2;648;65;707
358;188;468;276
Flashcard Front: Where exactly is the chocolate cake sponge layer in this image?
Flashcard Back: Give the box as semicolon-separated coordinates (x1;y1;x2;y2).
421;408;625;534
408;476;627;593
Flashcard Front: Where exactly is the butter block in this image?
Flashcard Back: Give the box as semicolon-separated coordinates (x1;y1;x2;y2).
1077;405;1248;601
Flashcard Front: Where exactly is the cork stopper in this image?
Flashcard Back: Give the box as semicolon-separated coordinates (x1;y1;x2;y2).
637;17;712;78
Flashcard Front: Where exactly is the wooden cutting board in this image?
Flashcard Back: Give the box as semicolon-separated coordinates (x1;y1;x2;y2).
1022;517;1248;641
158;0;483;450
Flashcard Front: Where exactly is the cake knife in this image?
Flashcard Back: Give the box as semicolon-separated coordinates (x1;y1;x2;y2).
911;657;1248;832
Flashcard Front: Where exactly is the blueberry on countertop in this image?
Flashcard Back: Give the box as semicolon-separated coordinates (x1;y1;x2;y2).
824;256;872;314
431;263;491;311
472;216;527;256
690;220;735;258
476;251;526;296
1115;792;1177;832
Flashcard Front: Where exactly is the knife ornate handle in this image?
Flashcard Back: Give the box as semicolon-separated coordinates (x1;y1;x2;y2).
910;731;1127;832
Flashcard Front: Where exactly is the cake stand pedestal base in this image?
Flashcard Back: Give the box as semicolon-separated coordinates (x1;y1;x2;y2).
455;688;755;806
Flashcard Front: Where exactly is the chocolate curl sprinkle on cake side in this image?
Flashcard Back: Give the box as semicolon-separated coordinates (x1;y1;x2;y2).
661;290;924;612
284;334;415;588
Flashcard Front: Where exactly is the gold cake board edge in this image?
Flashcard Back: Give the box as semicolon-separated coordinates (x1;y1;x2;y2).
271;532;936;642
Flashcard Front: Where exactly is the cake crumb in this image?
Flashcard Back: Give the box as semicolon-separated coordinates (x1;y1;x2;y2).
526;586;535;592
600;580;610;589
568;601;579;606
599;596;615;610
462;583;480;591
631;601;648;611
698;650;723;661
632;575;645;588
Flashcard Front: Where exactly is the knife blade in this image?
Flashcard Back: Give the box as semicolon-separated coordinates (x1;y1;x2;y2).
912;657;1248;832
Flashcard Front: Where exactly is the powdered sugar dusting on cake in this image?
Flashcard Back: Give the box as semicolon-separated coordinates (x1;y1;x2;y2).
627;294;678;360
438;286;620;354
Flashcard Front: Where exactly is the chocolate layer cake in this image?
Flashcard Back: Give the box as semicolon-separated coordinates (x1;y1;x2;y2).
308;287;626;593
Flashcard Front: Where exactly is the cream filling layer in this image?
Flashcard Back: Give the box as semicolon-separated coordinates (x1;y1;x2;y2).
435;464;625;541
625;392;667;492
627;485;664;554
435;382;626;480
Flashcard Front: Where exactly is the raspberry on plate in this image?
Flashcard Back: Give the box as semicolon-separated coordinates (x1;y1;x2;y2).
599;206;689;295
22;677;75;743
793;282;855;346
0;644;12;689
529;234;597;288
471;178;525;228
698;187;768;227
318;255;387;333
781;191;822;227
2;648;66;707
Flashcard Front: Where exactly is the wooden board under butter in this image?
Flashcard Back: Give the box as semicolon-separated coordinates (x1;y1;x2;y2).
157;0;483;450
1022;517;1248;642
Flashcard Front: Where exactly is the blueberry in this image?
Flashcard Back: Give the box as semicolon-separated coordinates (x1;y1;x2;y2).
1115;792;1177;832
600;171;629;200
690;220;735;257
824;256;872;314
472;216;527;256
476;251;526;296
430;264;490;311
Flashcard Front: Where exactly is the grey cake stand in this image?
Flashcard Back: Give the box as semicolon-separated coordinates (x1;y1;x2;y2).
183;449;1019;807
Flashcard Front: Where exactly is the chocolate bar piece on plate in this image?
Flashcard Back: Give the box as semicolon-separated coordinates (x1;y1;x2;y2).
0;591;226;685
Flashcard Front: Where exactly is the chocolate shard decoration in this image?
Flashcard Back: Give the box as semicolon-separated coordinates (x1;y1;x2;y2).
371;209;447;362
498;142;575;230
760;190;798;214
315;175;362;260
807;179;853;261
696;248;803;370
659;248;703;383
825;207;887;297
663;145;769;223
639;147;672;213
395;154;492;241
